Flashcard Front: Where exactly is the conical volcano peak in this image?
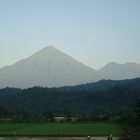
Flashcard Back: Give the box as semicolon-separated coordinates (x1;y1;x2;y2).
0;45;100;88
41;45;58;52
47;45;56;49
33;45;61;57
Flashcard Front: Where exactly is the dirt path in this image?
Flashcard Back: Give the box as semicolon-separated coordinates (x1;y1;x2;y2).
0;137;120;140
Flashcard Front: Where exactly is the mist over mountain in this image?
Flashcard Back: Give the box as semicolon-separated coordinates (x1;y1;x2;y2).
0;46;140;88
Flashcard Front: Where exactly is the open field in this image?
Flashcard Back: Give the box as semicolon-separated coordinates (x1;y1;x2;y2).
0;123;124;136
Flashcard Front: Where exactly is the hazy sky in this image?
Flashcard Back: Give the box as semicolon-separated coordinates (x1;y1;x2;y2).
0;0;140;69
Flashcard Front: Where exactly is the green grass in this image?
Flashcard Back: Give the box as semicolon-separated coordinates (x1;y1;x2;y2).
0;122;124;136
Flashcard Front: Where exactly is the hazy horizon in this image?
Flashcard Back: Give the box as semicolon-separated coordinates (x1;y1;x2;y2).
0;0;140;69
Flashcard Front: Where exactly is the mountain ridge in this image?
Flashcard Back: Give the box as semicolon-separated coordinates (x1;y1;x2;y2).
98;62;140;80
0;46;100;88
0;46;140;88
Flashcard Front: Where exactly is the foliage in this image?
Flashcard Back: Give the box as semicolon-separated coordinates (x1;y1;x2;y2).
0;78;140;122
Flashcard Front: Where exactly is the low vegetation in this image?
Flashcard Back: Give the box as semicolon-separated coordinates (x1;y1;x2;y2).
0;122;123;136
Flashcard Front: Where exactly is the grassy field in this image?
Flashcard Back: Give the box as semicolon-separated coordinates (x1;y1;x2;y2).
0;122;124;136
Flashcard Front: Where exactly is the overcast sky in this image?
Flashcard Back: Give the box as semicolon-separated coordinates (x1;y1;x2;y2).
0;0;140;69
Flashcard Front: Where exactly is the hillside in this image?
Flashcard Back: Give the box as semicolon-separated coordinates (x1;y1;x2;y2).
0;78;140;116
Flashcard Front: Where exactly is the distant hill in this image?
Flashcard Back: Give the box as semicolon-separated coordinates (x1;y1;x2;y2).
0;77;140;115
62;77;140;91
98;62;140;80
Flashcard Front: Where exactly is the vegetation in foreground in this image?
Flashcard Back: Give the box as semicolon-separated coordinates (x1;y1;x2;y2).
0;122;123;136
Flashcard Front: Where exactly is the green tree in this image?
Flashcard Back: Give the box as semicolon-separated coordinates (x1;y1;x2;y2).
135;99;140;125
